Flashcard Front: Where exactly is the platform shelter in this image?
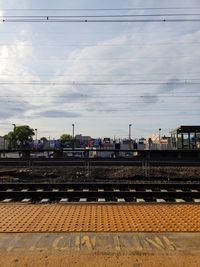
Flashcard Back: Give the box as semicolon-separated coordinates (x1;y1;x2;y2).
171;126;200;149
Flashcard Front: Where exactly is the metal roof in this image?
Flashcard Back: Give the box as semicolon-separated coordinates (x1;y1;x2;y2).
171;125;200;133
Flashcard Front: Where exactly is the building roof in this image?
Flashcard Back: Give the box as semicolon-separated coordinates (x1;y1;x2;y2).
170;126;200;134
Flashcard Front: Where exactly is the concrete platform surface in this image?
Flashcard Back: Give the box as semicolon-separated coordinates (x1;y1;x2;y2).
0;233;200;267
0;204;200;232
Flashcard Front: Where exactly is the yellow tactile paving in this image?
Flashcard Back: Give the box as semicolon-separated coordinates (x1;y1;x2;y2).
0;204;200;232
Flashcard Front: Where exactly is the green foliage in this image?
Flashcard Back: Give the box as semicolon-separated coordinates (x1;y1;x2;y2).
4;132;15;148
5;125;35;148
60;133;73;141
40;137;48;143
15;125;35;143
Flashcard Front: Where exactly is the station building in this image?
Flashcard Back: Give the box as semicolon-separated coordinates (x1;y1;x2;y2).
171;126;200;149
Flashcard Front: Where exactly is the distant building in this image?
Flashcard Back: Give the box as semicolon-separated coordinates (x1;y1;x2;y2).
0;136;8;150
146;134;171;150
75;134;92;148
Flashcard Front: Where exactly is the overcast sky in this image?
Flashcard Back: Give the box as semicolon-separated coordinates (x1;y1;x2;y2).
0;0;199;139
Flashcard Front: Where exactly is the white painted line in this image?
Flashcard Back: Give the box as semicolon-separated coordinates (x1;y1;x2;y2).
67;189;74;192
60;198;69;203
176;199;185;203
83;189;89;192
98;198;106;202
21;189;28;192
129;189;136;192
193;199;200;203
79;198;87;202
146;189;152;192
37;189;43;192
113;189;120;192
176;189;183;192
136;198;145;203
117;198;125;202
52;189;59;192
191;189;198;192
98;189;104;192
156;198;166;203
6;189;13;192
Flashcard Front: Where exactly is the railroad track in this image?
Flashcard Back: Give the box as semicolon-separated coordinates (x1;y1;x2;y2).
0;182;200;204
0;158;200;167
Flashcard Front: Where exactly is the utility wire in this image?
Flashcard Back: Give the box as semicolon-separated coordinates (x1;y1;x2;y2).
0;41;199;46
2;14;200;18
2;7;200;11
0;56;198;60
0;72;200;76
0;80;200;85
1;95;199;98
2;18;200;23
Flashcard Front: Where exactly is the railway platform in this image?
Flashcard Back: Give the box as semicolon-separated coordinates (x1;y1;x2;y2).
0;232;200;267
0;204;200;232
0;203;200;266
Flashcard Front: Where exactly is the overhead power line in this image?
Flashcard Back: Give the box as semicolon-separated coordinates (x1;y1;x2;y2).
1;95;199;98
0;80;200;85
0;56;199;61
1;72;200;76
0;41;200;47
2;17;200;23
2;7;200;11
1;14;200;18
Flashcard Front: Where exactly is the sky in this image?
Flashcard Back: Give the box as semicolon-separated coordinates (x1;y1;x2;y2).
0;0;200;139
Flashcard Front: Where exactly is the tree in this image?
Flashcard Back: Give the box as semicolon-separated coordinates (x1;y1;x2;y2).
60;133;73;148
4;132;15;148
5;125;35;148
40;137;48;143
60;133;73;142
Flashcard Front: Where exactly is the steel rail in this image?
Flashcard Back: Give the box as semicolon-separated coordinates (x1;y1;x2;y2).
0;190;199;200
0;182;200;190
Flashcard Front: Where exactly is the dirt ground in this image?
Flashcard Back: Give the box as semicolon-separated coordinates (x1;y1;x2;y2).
1;166;200;183
0;252;200;267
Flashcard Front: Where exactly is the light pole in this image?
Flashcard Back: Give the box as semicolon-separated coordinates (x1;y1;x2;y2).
129;124;132;140
129;124;132;149
72;124;75;150
3;136;5;157
159;128;161;142
12;123;16;149
35;129;38;141
72;124;75;139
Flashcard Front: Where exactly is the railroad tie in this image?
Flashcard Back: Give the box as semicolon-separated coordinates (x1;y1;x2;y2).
176;199;185;203
156;198;166;203
21;198;31;203
40;198;49;203
98;198;106;202
80;198;87;202
60;198;69;203
136;198;145;203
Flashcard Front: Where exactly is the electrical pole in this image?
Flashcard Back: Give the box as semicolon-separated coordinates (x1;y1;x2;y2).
72;124;75;150
159;128;161;142
35;128;38;141
129;124;132;140
129;124;132;150
12;123;16;149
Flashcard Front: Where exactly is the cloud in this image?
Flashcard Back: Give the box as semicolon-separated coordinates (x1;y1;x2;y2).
50;29;200;116
0;99;30;119
34;110;81;118
0;0;200;137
